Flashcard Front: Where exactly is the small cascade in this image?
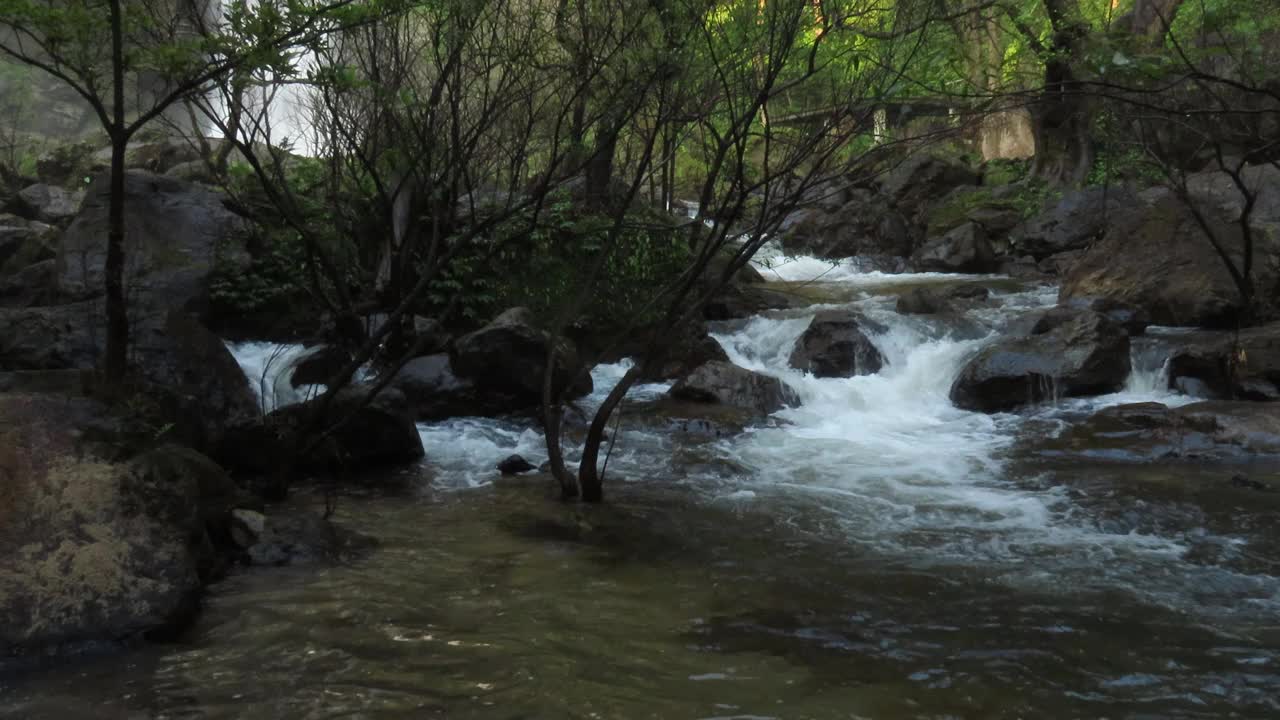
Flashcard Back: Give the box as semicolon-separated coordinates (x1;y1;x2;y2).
224;341;323;413
1124;335;1173;395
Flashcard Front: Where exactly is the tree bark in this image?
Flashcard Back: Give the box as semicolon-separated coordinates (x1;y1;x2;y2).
103;0;129;381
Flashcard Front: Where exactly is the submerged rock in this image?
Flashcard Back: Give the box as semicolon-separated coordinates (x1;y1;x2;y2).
669;360;799;415
1032;401;1280;461
950;309;1130;412
788;310;884;378
895;285;990;315
498;454;537;475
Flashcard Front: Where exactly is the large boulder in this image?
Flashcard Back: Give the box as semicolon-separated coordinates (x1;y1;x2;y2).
788;310;885;378
1031;401;1280;462
878;154;981;229
217;385;425;479
13;184;84;224
925;185;1026;243
0;396;236;655
911;222;998;273
451;308;592;402
1009;188;1136;260
780;189;913;260
1167;322;1280;400
0;305;257;449
1060;196;1276;328
669;360;800;415
0;214;56;278
57;170;248;318
950;309;1131;412
386;353;501;421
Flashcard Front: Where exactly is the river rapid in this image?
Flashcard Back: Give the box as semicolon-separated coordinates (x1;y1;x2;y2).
3;250;1279;719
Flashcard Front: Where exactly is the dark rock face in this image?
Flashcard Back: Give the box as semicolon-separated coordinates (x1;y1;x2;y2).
1060;197;1275;328
387;353;498;421
896;285;990;315
0;419;235;655
451;307;592;403
950;309;1131;412
218;385;425;478
57;170;248;317
669;360;800;415
1010;188;1136;260
1167;322;1280;400
911;222;998;273
1031;401;1280;461
788;311;885;378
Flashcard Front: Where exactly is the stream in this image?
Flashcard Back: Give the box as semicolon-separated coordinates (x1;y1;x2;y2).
3;252;1279;719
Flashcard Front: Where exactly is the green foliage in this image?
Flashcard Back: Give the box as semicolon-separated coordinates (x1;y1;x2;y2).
209;226;310;314
425;195;691;331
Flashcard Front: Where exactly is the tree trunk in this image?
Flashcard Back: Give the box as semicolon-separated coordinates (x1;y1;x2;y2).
103;0;129;381
577;365;640;503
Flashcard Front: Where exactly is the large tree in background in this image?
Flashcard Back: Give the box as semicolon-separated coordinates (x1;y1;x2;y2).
0;0;364;380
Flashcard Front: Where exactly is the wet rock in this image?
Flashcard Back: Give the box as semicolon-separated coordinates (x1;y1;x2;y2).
670;360;800;415
1059;296;1151;336
1230;474;1273;492
911;222;998;273
1166;321;1280;400
451;307;592;403
1010;188;1136;260
704;284;805;321
1036;249;1086;277
241;510;376;567
498;454;536;475
788;310;885;377
950;309;1131;412
1032;401;1280;461
229;508;267;549
895;285;990;315
217;385;425;480
639;321;730;381
289;344;351;388
14;184;83;224
1060;196;1275;328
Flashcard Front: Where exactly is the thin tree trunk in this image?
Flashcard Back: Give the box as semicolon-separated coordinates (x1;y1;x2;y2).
104;0;129;380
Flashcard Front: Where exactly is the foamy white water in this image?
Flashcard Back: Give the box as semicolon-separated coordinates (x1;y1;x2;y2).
225;341;324;413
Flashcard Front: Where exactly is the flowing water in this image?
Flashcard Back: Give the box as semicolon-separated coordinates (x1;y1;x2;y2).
5;254;1280;719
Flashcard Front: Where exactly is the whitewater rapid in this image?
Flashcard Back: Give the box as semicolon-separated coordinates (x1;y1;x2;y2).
223;253;1279;620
